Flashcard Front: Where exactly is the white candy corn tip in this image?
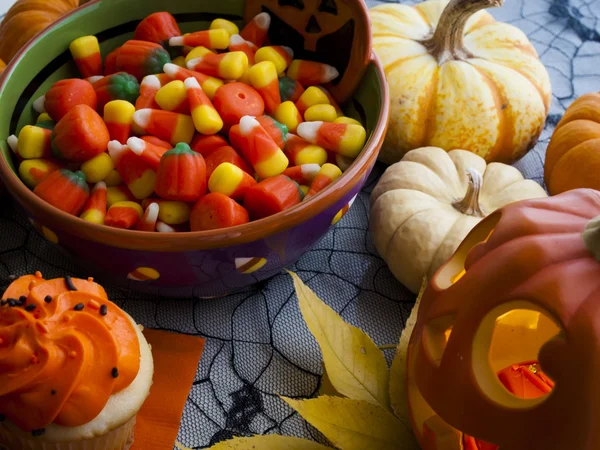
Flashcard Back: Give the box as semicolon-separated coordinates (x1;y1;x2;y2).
146;203;160;222
282;46;294;58
169;36;185;46
163;63;179;78
255;12;271;29
239;116;259;135
127;137;146;155
156;221;176;233
141;75;162;89
107;140;129;160
323;64;340;83
187;58;204;70
33;96;46;114
86;75;104;84
133;109;152;128
297;121;322;143
229;34;245;47
7;135;18;153
184;77;201;90
93;181;107;191
302;164;321;180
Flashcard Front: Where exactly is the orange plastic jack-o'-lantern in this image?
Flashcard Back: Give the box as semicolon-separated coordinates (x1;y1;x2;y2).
244;0;371;104
407;189;600;450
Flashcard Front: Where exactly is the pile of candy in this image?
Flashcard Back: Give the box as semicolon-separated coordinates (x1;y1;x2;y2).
7;12;367;232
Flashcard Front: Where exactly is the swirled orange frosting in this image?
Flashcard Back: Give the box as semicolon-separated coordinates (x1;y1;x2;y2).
0;273;140;431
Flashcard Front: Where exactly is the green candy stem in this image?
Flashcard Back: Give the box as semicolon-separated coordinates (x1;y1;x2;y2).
109;72;140;104
62;169;90;193
164;142;195;157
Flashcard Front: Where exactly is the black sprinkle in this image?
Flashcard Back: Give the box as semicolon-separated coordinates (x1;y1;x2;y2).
50;389;56;396
73;303;85;311
100;304;108;316
0;300;7;306
19;295;27;303
64;276;77;291
7;299;16;307
25;304;36;312
111;367;119;378
0;414;5;422
44;295;52;303
31;429;45;437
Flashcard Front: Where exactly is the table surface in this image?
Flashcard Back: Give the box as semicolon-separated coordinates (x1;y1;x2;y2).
0;0;599;448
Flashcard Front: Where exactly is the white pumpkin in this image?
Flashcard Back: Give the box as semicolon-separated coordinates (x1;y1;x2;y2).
370;147;547;293
370;0;552;164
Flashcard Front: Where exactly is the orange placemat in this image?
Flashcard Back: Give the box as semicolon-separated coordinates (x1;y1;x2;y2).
131;329;205;450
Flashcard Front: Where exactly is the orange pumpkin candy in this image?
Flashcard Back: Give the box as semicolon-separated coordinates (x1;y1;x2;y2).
544;92;600;195
155;143;207;202
407;189;600;450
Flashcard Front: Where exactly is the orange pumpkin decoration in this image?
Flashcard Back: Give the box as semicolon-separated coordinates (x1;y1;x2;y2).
407;189;600;450
545;92;600;195
0;0;81;64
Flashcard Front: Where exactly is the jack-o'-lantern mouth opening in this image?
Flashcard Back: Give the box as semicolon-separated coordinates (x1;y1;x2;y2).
260;6;354;86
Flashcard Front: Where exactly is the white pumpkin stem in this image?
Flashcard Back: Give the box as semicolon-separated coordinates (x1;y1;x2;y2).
421;0;504;64
583;216;600;261
453;168;485;217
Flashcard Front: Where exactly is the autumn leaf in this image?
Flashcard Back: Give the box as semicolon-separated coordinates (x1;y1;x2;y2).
289;272;390;410
283;395;414;450
318;363;340;397
207;435;332;449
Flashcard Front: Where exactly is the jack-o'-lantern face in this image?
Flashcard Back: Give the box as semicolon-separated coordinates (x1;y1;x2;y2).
407;189;600;450
244;0;371;103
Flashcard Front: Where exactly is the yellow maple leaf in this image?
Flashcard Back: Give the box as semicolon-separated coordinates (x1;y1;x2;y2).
289;271;390;410
207;435;332;449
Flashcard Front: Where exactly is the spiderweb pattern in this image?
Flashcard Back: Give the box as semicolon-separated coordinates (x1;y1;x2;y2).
0;0;598;447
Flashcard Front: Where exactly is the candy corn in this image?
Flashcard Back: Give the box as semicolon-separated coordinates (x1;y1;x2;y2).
17;125;52;159
115;40;171;81
255;46;293;76
316;86;343;116
240;12;270;47
279;76;305;103
170;29;230;50
287;60;339;86
104;100;136;144
70;36;103;79
334;116;362;126
93;72;140;111
141;135;172;149
80;181;107;224
134;12;182;57
135;202;159;231
304;104;337;122
274;101;303;133
157;200;191;225
163;63;224;99
284;133;327;166
33;169;89;216
36;113;55;130
136;74;170;110
190;193;249;231
52;105;110;162
155;80;189;114
33;95;46;114
187;51;248;81
228;35;257;65
247;61;281;115
205;145;252;179
172;56;187;67
191;134;229;156
127;136;169;169
105;201;143;229
184;46;213;65
331;152;354;172
297;121;366;158
243;174;302;220
209;162;256;200
282;164;321;185
44;79;97;121
299;185;310;197
210;18;239;37
185;77;223;135
80;152;114;184
133;109;195;145
156;221;188;233
108;140;156;200
7;135;18;154
213;82;265;129
306;163;342;197
295;86;330;116
107;185;135;207
236;116;289;179
18;158;61;188
155;143;207;202
255;115;288;149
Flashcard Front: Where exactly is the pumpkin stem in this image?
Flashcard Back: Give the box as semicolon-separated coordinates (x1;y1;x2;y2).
453;168;485;217
582;216;600;261
421;0;504;64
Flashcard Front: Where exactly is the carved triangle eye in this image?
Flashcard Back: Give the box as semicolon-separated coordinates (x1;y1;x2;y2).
278;0;305;10
305;15;321;33
318;0;338;15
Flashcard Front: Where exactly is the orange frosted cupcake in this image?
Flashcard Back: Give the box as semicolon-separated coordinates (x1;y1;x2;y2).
0;272;154;450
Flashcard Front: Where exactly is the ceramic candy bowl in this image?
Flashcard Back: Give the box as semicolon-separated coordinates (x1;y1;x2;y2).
0;0;389;297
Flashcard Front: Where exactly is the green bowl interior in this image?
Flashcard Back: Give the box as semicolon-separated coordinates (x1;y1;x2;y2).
0;0;382;179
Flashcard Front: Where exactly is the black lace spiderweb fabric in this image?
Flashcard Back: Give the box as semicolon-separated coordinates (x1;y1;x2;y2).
0;0;598;447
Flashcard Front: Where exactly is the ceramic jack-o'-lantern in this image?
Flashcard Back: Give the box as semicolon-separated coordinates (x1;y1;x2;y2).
244;0;371;104
407;189;600;450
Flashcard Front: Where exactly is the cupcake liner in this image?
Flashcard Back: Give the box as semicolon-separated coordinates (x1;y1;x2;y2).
0;416;136;450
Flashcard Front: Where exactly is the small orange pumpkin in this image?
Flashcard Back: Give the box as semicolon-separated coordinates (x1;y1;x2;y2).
0;0;81;64
544;92;600;195
407;188;600;450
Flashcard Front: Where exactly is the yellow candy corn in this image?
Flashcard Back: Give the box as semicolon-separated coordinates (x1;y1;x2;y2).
304;104;337;123
80;152;114;184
